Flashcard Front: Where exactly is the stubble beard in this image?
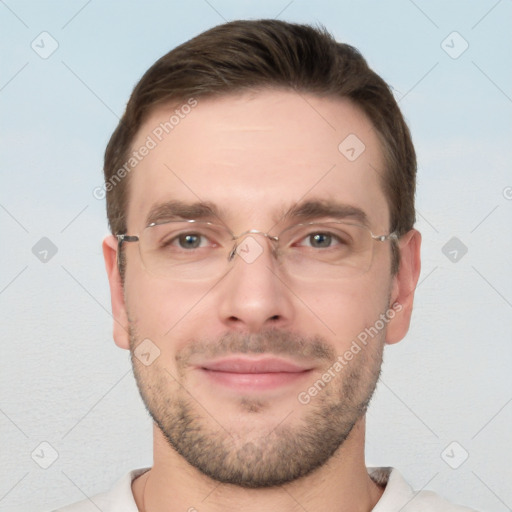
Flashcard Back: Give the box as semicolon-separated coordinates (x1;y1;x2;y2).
130;327;384;488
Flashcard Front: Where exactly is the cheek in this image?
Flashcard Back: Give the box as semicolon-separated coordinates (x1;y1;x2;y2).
296;275;391;348
124;271;209;348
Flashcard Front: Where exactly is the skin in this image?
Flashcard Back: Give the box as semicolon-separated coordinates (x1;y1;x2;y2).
103;89;421;512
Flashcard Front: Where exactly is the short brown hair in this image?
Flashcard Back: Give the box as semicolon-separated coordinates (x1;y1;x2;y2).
104;19;416;273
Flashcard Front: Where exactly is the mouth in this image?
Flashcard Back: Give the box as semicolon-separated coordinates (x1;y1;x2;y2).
196;356;314;392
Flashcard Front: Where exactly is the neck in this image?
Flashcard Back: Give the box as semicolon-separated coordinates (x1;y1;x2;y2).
132;417;384;512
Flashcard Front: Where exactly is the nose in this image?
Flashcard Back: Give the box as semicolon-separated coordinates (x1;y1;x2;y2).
216;233;295;333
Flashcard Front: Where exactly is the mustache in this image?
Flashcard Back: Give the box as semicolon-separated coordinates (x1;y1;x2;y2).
175;329;336;367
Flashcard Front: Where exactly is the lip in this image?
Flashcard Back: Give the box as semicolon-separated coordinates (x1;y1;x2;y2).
201;357;310;373
197;356;313;392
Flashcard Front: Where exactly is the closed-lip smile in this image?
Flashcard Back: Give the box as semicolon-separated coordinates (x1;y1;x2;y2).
197;356;314;392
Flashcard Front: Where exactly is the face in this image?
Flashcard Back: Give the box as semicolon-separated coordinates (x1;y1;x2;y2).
104;89;420;487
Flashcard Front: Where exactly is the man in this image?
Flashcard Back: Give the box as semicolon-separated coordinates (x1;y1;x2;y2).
57;19;476;512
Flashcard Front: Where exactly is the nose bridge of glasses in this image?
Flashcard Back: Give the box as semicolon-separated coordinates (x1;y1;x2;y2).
228;229;279;261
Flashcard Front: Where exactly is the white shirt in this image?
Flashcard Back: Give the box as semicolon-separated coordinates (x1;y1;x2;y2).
53;467;477;511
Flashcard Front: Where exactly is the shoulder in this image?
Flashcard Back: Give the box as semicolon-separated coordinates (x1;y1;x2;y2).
369;467;478;512
50;468;149;512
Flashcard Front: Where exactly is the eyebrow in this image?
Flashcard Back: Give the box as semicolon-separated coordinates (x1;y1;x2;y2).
283;199;370;227
145;200;223;226
144;199;369;228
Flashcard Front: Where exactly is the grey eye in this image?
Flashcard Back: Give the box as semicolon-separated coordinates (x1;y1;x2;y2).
309;233;332;248
177;233;203;249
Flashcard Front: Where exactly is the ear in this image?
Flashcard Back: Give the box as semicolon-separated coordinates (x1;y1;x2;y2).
102;235;130;350
386;229;421;345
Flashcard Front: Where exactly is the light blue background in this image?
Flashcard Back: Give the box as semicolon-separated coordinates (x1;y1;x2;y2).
1;1;511;511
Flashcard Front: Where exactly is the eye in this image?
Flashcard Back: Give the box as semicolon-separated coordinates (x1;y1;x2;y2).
298;231;345;249
286;221;360;251
177;233;205;249
307;232;335;248
163;232;211;250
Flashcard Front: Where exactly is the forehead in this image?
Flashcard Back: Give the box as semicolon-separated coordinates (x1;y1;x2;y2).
126;89;390;232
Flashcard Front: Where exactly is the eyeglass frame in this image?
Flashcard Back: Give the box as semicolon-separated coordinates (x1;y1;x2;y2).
115;218;399;278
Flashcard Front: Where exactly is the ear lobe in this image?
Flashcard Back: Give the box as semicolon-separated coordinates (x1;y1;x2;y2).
102;235;130;350
386;229;422;345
